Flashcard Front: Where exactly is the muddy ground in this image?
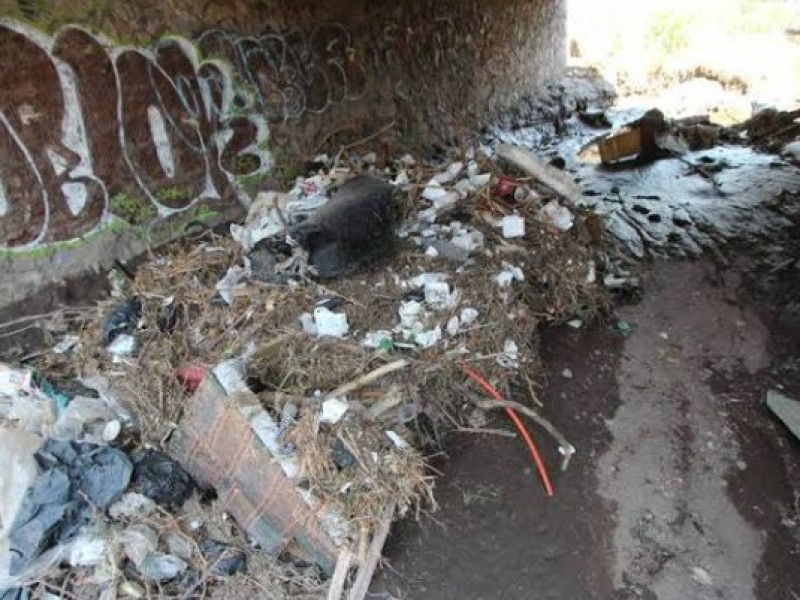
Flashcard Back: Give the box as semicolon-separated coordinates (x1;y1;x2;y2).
371;257;800;600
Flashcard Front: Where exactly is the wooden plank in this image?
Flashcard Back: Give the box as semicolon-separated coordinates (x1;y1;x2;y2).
326;549;355;600
347;503;395;600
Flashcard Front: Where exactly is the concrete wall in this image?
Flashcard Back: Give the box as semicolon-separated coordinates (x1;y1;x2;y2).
0;0;566;310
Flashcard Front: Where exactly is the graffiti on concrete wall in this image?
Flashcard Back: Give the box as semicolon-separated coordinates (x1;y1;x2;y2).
0;20;272;249
195;24;366;123
0;19;369;251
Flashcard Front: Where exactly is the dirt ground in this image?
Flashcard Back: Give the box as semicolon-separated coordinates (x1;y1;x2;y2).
371;259;800;600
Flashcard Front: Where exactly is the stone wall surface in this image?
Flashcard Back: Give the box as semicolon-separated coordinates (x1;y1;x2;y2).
0;0;566;310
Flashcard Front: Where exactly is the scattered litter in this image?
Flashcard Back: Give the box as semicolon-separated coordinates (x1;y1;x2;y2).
425;240;470;262
52;336;80;355
107;333;137;361
562;368;573;379
362;330;394;350
604;273;641;289
567;319;583;329
6;440;132;576
433;161;463;184
102;299;141;344
201;540;247;577
495;264;525;288
460;308;479;328
310;307;350;338
386;431;411;450
292;176;397;278
331;439;357;470
493;175;518;199
766;389;800;442
497;340;520;369
211;356;250;395
320;398;350;425
215;266;247;306
615;320;634;338
11;141;606;598
501;215;526;238
230;191;292;253
539;200;574;232
446;316;460;337
423;279;458;310
496;144;582;205
175;364;206;392
131;449;194;508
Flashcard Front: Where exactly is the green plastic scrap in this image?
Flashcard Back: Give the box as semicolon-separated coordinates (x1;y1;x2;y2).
378;337;395;352
767;389;800;442
615;319;634;338
31;372;71;414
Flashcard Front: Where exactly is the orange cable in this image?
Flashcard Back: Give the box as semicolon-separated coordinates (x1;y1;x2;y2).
461;365;555;498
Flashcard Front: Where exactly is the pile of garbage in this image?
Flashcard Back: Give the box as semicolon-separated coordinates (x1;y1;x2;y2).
1;143;614;599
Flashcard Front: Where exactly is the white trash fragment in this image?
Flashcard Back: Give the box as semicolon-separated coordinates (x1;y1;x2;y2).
434;161;464;184
495;264;525;288
585;260;597;284
409;272;449;288
539;200;574;231
446;316;460;337
386;430;411;450
567;319;583;329
0;429;41;544
460;308;479;327
393;170;410;186
212;357;250;396
300;312;317;336
102;419;122;442
782;140;800;162
410;326;442;348
362;330;394;349
320;398;349;425
53;335;80;354
421;184;449;202
497;339;520;369
501;215;526;239
424;280;458;310
451;229;484;254
425;245;439;258
469;172;491;187
562;368;573;379
215;265;247;305
229;191;288;252
313;307;349;338
107;334;137;361
399;301;425;330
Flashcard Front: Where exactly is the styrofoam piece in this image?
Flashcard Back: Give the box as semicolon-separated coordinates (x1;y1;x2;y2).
501;215;526;238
